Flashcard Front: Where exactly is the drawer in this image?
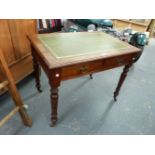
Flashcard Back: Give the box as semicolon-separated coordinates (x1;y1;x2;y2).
61;61;103;80
104;54;135;67
61;54;136;80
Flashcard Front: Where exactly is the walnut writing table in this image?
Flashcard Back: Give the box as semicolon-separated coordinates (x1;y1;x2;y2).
28;32;141;126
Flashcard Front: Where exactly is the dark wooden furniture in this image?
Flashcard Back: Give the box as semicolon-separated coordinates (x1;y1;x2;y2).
28;32;141;126
0;49;32;127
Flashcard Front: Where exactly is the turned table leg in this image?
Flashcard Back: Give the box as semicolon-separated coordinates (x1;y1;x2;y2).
114;63;132;101
89;74;93;79
48;70;61;127
32;51;42;93
50;87;59;127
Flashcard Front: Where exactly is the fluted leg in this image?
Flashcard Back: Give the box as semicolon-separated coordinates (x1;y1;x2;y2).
89;74;93;79
32;51;42;92
114;63;132;101
50;87;59;127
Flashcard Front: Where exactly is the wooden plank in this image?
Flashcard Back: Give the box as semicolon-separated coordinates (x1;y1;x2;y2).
0;49;32;127
0;107;20;127
0;81;8;90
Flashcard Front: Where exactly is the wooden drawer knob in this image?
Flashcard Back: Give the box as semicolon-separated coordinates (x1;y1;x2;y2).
116;58;124;65
79;66;88;73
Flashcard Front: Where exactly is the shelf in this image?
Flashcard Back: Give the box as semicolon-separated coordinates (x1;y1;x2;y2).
113;19;151;32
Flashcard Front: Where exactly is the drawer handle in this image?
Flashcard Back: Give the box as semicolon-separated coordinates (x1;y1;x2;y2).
116;58;124;65
79;66;88;73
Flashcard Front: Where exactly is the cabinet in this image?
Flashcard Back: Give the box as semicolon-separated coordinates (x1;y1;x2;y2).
147;19;155;37
0;19;36;93
113;19;151;32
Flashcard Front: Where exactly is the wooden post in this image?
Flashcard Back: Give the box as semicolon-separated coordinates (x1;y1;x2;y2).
0;49;32;127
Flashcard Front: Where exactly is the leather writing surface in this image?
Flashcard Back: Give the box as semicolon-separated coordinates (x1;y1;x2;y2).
37;32;130;59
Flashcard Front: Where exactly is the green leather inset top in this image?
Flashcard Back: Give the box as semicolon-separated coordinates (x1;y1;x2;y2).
38;32;130;59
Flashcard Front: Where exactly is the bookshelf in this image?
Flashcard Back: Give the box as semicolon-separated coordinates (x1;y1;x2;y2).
37;19;62;34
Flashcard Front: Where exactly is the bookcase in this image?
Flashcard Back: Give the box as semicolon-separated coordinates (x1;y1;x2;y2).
37;19;61;33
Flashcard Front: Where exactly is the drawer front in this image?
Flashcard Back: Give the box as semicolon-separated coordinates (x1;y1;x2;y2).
104;54;135;67
61;54;136;80
61;61;103;80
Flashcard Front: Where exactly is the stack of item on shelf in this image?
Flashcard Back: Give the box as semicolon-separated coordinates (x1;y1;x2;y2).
37;19;61;33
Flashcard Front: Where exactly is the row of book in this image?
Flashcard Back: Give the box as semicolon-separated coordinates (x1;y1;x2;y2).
37;19;61;33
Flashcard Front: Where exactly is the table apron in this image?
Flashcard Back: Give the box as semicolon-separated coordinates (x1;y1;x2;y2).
60;53;136;80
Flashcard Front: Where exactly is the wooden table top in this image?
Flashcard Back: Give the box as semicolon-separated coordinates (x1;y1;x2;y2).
28;32;140;69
